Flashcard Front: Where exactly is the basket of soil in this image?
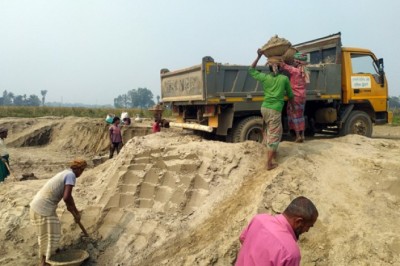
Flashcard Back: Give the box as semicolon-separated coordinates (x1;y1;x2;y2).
261;35;291;57
47;249;89;266
262;44;291;57
282;47;298;63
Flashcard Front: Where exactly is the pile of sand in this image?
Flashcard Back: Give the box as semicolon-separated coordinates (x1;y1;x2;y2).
0;118;399;265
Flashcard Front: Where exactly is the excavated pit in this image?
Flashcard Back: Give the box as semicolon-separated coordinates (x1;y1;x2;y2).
10;125;53;147
5;117;152;154
1;117;154;179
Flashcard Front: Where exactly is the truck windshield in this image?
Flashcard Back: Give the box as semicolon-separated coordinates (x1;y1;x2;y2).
351;54;378;75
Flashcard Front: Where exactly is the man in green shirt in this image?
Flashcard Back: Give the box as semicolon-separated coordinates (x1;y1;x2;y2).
249;49;294;170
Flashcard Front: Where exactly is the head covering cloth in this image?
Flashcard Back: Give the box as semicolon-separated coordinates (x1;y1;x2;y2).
70;159;88;169
294;52;308;62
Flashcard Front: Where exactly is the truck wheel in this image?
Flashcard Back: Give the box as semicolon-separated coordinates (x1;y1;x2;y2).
304;118;316;137
231;116;264;143
304;127;316;137
341;111;372;137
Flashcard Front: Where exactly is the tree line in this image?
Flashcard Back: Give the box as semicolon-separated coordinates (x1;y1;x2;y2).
114;87;157;108
0;90;48;106
389;96;400;109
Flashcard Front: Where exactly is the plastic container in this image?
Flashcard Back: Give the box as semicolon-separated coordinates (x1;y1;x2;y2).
105;114;114;124
121;112;129;120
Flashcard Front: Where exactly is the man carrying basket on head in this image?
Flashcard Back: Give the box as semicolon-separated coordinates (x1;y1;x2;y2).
249;49;294;170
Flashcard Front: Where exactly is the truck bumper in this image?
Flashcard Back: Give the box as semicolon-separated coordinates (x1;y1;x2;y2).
169;122;214;133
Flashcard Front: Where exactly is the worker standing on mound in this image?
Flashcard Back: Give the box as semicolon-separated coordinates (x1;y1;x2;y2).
280;54;309;143
29;159;87;266
0;127;10;182
236;196;318;266
152;118;161;133
109;116;123;159
249;49;294;170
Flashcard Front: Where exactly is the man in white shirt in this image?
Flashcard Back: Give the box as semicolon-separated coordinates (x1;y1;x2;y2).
30;159;87;266
0;127;10;182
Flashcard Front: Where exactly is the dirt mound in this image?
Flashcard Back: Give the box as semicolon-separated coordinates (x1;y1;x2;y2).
0;119;399;265
69;132;263;265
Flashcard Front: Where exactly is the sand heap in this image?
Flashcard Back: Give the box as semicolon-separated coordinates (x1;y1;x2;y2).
0;126;399;265
70;132;264;265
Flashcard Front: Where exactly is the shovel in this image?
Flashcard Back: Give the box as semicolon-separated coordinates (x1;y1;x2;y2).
76;220;89;237
4;161;17;181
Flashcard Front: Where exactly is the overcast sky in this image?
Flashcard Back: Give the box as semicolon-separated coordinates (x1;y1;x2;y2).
1;0;399;105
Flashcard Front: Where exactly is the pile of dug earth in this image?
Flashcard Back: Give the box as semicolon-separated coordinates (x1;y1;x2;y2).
1;127;399;265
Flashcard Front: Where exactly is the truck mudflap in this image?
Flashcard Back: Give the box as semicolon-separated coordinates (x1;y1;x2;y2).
169;122;214;133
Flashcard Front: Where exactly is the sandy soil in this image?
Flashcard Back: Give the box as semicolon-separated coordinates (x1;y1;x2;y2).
0;117;399;266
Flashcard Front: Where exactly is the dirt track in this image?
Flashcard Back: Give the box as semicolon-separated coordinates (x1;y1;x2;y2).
0;117;399;265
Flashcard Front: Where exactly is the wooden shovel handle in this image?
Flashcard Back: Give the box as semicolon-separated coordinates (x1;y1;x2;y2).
77;221;89;237
4;161;17;181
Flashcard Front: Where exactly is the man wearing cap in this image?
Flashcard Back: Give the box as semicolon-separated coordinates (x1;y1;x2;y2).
249;49;294;170
0;127;10;182
30;159;88;266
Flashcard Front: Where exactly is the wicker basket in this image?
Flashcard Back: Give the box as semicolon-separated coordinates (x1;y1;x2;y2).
261;43;291;57
282;47;297;63
267;56;283;64
47;249;89;266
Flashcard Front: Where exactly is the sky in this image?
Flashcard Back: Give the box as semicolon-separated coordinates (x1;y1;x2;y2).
1;0;399;105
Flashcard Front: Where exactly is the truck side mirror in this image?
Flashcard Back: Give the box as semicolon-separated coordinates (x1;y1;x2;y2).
378;58;385;87
378;58;384;73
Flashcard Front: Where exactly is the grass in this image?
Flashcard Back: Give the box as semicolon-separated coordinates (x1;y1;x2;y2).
0;106;171;119
392;110;400;126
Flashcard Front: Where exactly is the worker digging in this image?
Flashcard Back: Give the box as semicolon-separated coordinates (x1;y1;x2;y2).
0;127;10;182
29;159;88;266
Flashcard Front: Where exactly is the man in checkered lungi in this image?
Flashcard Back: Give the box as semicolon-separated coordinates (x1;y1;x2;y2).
30;159;87;266
249;49;294;170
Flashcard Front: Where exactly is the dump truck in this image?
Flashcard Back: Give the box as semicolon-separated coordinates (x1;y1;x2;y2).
160;33;391;142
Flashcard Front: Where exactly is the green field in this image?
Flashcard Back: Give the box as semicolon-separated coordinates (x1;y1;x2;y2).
392;110;400;126
0;106;171;119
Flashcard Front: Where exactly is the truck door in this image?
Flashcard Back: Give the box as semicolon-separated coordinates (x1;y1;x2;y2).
349;53;387;112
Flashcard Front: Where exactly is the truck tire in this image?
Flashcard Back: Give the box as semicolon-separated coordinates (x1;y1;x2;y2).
340;111;372;137
231;116;264;143
304;117;316;137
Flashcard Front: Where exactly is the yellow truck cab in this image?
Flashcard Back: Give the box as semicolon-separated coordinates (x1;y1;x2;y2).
340;47;390;134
